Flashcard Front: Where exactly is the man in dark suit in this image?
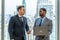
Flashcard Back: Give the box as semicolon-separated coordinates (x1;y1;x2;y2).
8;6;31;40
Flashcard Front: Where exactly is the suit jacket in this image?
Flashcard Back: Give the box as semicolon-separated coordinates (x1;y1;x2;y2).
34;17;52;40
8;15;29;40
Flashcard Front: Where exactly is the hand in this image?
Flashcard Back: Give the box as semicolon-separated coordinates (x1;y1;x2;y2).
45;32;50;37
45;34;49;37
11;39;14;40
27;30;31;34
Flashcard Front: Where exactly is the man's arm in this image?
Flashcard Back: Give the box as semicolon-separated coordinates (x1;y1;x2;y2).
48;20;53;35
25;22;29;32
34;20;36;27
33;19;37;29
25;18;31;34
8;17;15;39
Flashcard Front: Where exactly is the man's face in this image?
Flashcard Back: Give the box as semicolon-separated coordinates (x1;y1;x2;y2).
18;7;25;15
39;9;46;17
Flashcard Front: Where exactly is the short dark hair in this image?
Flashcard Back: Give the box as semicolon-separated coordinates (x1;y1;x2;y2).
40;8;46;12
17;6;24;11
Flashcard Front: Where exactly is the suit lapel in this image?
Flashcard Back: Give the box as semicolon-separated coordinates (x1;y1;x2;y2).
16;15;23;25
23;17;26;26
36;18;40;26
41;17;48;26
17;15;26;26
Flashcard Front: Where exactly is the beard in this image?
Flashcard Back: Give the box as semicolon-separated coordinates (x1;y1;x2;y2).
39;14;45;18
39;14;43;17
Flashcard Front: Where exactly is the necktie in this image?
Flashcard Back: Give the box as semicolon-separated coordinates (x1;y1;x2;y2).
19;17;24;35
19;17;23;22
39;18;42;26
19;17;23;26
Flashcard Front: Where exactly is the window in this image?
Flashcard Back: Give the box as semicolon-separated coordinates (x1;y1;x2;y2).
25;0;57;40
36;0;56;40
4;0;23;40
4;0;58;40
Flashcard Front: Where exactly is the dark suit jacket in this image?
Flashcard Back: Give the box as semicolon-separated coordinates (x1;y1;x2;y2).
8;15;29;40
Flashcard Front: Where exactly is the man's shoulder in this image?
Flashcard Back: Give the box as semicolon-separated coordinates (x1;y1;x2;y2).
10;15;17;19
46;17;52;22
35;18;40;21
23;16;26;18
23;16;27;19
36;18;40;20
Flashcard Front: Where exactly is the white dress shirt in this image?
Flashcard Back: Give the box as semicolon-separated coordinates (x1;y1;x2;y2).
18;15;23;21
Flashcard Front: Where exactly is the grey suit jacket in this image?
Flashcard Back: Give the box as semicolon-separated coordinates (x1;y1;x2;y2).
34;17;53;40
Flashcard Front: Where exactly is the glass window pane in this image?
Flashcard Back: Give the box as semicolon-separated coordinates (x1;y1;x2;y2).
25;0;57;40
4;0;57;40
37;0;56;40
4;0;23;40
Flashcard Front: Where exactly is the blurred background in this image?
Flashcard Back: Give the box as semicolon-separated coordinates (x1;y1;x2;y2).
0;0;59;40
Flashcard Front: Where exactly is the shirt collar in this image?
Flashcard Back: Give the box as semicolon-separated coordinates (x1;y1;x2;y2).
18;14;23;17
40;17;46;21
42;17;46;20
40;17;46;23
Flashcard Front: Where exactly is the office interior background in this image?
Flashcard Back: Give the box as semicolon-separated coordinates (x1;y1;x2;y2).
0;0;60;40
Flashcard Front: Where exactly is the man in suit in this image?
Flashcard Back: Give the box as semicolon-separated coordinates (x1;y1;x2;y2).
8;6;31;40
34;8;53;40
